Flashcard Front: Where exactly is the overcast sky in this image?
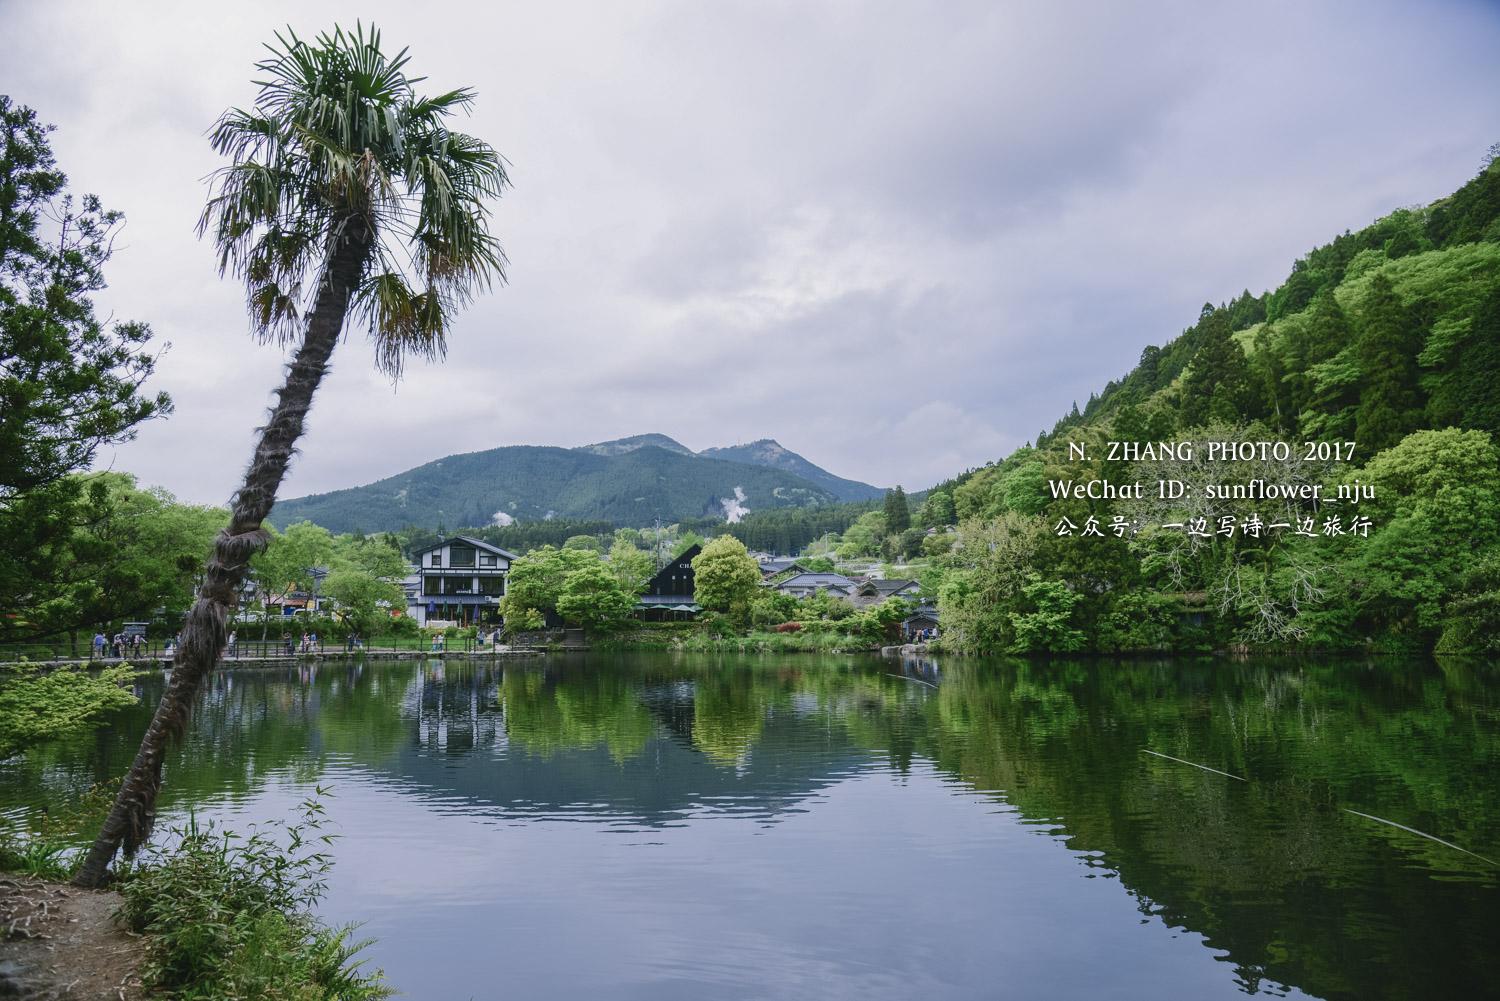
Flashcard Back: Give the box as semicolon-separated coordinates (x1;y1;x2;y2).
9;0;1500;506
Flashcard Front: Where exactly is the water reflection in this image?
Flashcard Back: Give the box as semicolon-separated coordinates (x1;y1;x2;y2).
3;654;1498;1000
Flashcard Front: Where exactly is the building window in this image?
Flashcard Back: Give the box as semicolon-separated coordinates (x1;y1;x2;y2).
479;576;505;596
450;545;476;568
423;576;444;596
479;553;497;567
427;552;442;567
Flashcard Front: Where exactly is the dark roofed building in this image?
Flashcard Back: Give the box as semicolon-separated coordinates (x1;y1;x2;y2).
758;556;809;579
636;544;702;620
773;571;856;598
848;578;922;609
903;601;939;641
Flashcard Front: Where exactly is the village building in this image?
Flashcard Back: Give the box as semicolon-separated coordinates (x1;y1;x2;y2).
903;601;940;641
847;578;922;609
773;571;857;598
636;544;702;620
757;556;809;580
408;536;517;627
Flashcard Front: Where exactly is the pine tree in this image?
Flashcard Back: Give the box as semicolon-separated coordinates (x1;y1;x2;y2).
1355;274;1424;452
1181;308;1259;426
1430;283;1500;435
883;486;911;535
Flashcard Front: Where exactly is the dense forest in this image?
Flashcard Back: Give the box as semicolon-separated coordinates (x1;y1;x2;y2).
913;153;1500;655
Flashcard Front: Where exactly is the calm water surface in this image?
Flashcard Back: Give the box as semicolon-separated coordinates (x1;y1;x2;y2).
3;654;1498;1000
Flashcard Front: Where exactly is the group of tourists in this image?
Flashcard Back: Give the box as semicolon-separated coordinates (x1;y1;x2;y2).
91;630;147;659
280;631;322;655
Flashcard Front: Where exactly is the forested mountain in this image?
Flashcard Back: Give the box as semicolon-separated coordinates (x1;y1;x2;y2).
272;433;880;534
699;439;885;501
578;434;883;501
916;153;1500;655
269;443;844;533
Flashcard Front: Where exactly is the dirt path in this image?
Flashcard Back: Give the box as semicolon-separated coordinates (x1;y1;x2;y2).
0;877;143;1000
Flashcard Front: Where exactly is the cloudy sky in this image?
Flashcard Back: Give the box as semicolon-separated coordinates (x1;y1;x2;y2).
9;0;1500;506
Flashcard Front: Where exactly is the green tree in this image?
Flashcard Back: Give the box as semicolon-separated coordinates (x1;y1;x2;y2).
2;474;223;645
0;663;137;760
322;569;403;635
883;486;911;534
607;539;654;595
555;563;636;632
918;489;956;527
323;534;407;634
1354;274;1424;451
691;536;761;616
1347;428;1500;638
248;521;335;636
1007;575;1086;653
1426;283;1500;435
77;25;510;886
937;514;1044;654
500;546;598;620
0;100;173;643
1181;308;1259;426
0;97;171;502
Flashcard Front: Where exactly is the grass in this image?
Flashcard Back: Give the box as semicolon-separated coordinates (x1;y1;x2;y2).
118;793;392;1001
0;781;121;880
2;789;392;1001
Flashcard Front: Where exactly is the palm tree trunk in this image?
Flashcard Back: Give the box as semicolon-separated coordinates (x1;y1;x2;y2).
72;218;372;888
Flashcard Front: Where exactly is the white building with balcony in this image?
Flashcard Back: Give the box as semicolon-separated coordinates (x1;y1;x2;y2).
407;536;517;627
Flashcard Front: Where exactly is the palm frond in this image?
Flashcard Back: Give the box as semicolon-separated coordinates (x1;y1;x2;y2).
200;22;508;375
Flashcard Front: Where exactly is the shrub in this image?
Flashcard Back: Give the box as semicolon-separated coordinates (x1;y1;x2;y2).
119;794;391;1001
774;622;803;633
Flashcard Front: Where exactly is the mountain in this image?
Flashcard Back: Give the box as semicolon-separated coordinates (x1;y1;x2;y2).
269;443;844;534
698;439;885;501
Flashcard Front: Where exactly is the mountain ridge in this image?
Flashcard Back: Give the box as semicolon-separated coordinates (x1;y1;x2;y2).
270;434;877;533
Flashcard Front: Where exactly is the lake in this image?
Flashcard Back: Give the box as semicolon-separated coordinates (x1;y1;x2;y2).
3;654;1498;1000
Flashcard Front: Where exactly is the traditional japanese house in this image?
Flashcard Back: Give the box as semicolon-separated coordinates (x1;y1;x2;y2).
772;571;856;598
409;536;517;627
848;578;922;609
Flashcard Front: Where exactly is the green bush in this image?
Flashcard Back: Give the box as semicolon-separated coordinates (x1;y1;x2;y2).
0;663;137;760
119;794;391;1001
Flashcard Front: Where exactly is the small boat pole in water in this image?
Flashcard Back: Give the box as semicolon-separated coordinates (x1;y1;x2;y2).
1342;809;1498;868
1141;749;1247;781
885;673;938;689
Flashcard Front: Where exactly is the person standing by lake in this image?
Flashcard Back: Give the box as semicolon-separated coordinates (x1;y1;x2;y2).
227;630;237;657
92;631;106;660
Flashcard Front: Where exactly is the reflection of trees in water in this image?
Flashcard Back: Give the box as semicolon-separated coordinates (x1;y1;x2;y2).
497;666;655;763
910;658;1500;1000
7;655;1499;1000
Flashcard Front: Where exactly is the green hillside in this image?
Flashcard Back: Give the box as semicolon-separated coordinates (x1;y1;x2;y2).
269;444;839;533
919;155;1500;655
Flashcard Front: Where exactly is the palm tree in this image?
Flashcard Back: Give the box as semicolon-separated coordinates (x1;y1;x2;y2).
73;24;508;887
